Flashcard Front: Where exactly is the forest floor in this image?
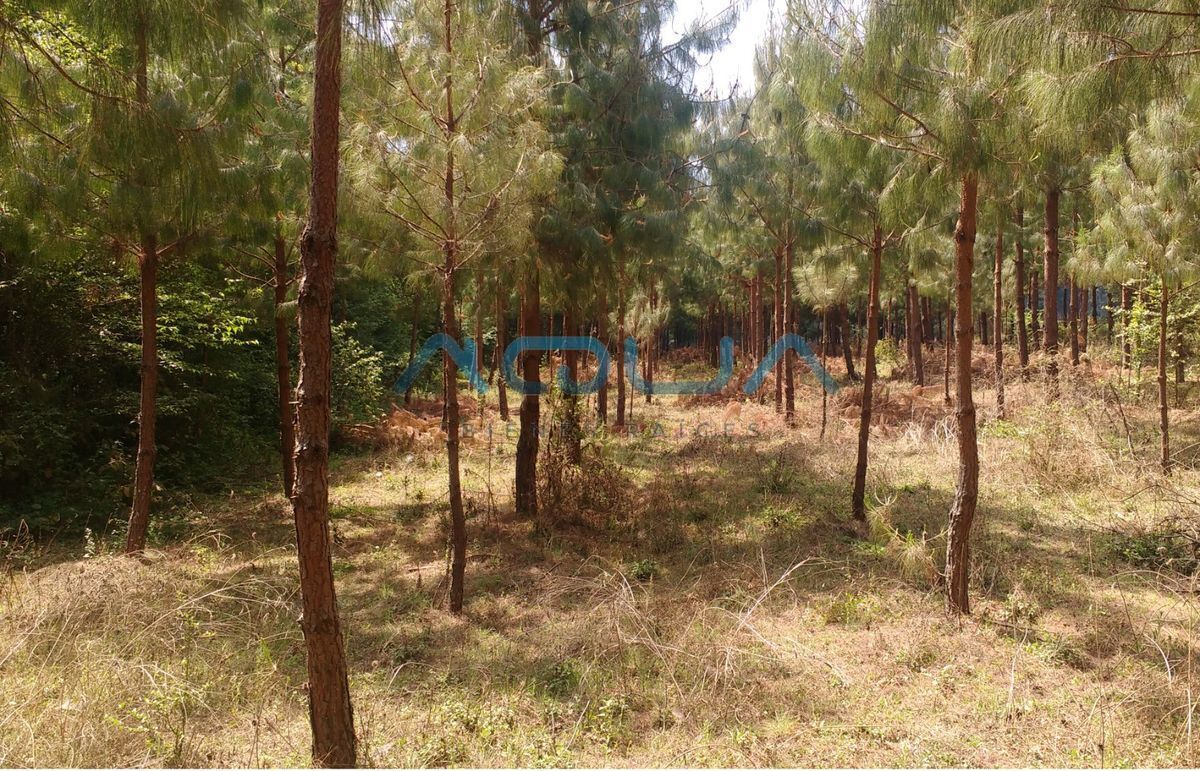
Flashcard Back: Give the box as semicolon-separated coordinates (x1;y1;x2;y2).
2;345;1199;768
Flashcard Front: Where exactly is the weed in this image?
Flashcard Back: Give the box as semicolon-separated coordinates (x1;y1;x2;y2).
588;696;631;747
822;590;881;626
627;558;659;582
759;451;797;494
1105;531;1198;573
762;505;803;528
535;660;582;699
1001;589;1042;627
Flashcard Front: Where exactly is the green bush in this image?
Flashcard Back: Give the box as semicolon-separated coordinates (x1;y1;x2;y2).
331;322;386;429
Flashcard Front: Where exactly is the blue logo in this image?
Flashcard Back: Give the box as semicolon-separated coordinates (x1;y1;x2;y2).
395;335;840;398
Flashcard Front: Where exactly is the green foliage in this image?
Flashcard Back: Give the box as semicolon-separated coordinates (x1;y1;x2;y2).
334;275;424;385
626;558;659;582
874;338;901;372
0;251;403;530
0;257;275;526
1106;531;1198;574
330;322;386;430
534;659;582;699
762;505;803;529
822;590;881;627
759;452;798;494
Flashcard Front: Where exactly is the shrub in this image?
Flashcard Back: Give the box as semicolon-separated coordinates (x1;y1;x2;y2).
331;322;386;431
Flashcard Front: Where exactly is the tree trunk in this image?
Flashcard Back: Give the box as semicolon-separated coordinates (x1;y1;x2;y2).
1030;266;1040;351
906;279;924;386
821;306;830;440
597;294;609;424
748;276;758;395
645;280;657;405
474;276;484;422
945;174;981;616
922;296;934;350
774;247;784;411
125;21;158;556
1044;188;1061;394
758;275;768;403
516;270;541;515
851;225;883;523
642;332;652;405
840;303;859;381
126;237;158;554
1080;285;1090;353
785;238;796;424
1075;275;1084;365
1014;208;1029;375
292;0;356;762
564;306;582;464
1159;277;1171;474
274;230;296;499
615;266;627;429
741;292;750;366
993;227;1006;420
496;284;509;421
440;0;467;614
441;270;467;611
1121;284;1133;371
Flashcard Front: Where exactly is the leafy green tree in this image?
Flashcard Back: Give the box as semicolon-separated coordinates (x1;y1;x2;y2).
1086;94;1200;473
349;0;557;612
540;0;714;442
10;0;250;553
223;0;312;497
786;22;917;524
797;0;1009;613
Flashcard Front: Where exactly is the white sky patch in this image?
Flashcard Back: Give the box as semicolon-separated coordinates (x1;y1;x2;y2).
667;0;778;99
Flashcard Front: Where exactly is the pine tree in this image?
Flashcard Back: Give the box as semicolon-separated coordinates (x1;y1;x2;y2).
705;41;818;425
223;0;313;498
349;0;557;611
797;0;1009;613
10;0;251;553
1086;93;1200;474
786;22;914;524
290;0;357;763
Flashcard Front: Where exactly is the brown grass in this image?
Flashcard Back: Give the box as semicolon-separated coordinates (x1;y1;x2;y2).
1;343;1198;767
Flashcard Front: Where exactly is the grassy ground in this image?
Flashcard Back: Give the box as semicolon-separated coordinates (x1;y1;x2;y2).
1;345;1198;767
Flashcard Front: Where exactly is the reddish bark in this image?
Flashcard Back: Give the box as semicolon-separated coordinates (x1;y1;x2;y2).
274;228;295;498
291;0;357;762
945;175;981;616
851;225;883;522
993;227;1006;420
515;271;541;516
1044;188;1061;394
1013;207;1030;375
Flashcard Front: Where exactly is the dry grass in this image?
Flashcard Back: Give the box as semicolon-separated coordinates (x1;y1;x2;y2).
1;344;1199;767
